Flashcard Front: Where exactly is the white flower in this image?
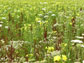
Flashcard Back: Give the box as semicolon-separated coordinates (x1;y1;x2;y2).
37;21;41;23
75;36;83;39
80;45;84;48
74;62;81;63
0;24;2;27
71;40;83;43
48;11;52;14
53;37;57;39
44;2;48;4
51;50;60;56
44;15;48;18
38;14;43;16
2;17;6;20
82;33;84;36
1;39;5;44
40;2;43;4
5;26;9;29
0;21;3;24
83;60;84;63
51;14;56;16
42;8;46;11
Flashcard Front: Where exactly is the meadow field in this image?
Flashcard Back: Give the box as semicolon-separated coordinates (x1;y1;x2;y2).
0;0;84;63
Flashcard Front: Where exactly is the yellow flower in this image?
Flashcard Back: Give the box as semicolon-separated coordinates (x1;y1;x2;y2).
29;54;33;57
40;22;42;26
28;24;31;27
77;13;79;16
26;54;28;57
64;43;67;47
45;46;48;49
51;47;54;51
45;20;48;23
70;22;72;25
48;47;54;51
54;55;61;62
53;31;57;33
35;18;41;21
62;55;67;61
47;46;54;53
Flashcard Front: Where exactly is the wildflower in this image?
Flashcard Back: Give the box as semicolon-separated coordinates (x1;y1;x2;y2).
41;7;45;10
29;54;33;57
48;11;52;14
48;47;54;51
5;26;9;29
38;14;43;16
71;40;83;43
70;22;72;25
1;39;5;44
44;15;48;18
74;62;80;63
62;55;67;61
54;55;61;62
40;21;43;26
64;43;67;47
51;14;56;16
0;24;2;27
28;24;31;27
83;60;84;63
35;18;41;21
0;21;3;24
45;21;48;23
51;51;60;56
45;46;48;49
82;33;84;36
53;31;57;33
75;36;83;39
2;17;6;20
53;36;57;39
80;45;84;48
77;13;79;16
44;2;48;4
26;54;28;57
40;2;43;4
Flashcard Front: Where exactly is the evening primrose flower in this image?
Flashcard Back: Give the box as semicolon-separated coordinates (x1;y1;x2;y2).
54;55;61;62
48;47;54;51
62;55;67;61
